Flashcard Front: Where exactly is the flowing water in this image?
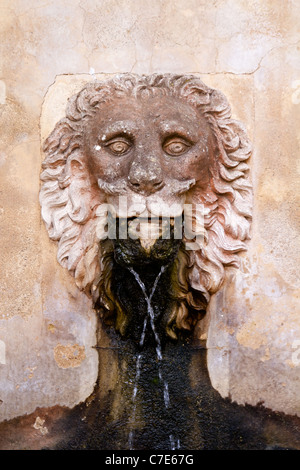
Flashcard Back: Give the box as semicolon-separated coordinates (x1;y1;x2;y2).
127;265;180;450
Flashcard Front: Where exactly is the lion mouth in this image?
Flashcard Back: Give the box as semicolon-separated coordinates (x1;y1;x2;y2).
128;216;176;252
115;215;179;249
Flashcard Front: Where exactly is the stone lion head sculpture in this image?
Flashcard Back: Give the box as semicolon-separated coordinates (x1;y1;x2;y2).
40;73;252;340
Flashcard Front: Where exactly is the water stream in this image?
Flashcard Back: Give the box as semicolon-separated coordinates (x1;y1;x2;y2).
128;265;180;450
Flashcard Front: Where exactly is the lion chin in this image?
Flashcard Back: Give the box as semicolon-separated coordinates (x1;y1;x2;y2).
39;73;252;341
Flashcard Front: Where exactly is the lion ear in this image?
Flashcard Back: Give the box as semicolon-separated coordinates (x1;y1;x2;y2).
42;120;83;172
207;89;232;119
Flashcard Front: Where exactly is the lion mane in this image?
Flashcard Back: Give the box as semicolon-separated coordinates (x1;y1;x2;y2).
40;74;252;338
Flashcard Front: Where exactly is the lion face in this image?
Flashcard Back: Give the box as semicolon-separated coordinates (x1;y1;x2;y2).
82;93;217;264
84;94;214;214
40;74;252;339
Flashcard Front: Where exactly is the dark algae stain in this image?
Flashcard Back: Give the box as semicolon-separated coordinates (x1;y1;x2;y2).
39;341;300;450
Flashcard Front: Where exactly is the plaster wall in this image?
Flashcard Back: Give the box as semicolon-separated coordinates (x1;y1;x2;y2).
0;0;299;421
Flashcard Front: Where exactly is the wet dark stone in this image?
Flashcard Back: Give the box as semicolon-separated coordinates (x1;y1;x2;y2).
40;341;300;451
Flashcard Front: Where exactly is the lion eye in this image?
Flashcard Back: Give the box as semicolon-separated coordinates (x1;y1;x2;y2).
106;140;131;156
163;138;191;156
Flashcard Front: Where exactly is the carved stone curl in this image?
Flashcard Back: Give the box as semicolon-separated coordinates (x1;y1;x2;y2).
40;74;252;339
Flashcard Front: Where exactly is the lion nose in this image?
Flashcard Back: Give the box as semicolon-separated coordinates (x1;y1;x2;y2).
128;159;164;195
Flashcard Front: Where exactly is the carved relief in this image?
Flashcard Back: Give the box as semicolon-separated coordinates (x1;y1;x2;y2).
40;74;252;339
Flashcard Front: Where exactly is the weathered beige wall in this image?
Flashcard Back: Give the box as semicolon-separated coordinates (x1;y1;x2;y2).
0;0;299;421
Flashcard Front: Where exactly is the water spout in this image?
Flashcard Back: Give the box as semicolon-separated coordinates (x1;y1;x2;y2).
127;265;178;450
